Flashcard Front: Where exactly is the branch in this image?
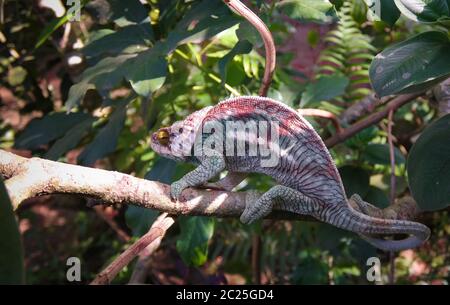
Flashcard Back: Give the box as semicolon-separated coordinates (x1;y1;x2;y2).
91;213;174;285
0;149;423;221
298;108;343;133
339;93;391;125
224;0;276;96
325;93;422;148
387;109;397;284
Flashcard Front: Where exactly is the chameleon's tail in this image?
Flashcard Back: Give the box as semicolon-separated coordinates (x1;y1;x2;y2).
322;201;430;252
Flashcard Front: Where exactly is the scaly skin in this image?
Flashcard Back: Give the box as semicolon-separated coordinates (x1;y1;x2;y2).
150;96;430;251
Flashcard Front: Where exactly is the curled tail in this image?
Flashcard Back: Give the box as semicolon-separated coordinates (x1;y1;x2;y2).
321;199;430;252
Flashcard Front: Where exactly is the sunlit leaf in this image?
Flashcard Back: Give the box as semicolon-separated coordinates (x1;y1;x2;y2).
277;0;336;22
218;40;252;86
123;47;168;97
394;0;450;23
370;31;450;97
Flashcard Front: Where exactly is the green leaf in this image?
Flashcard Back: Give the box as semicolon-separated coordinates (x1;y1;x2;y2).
176;216;215;267
35;14;71;49
83;24;153;58
407;114;450;211
293;251;329;284
15;112;91;150
0;178;25;284
394;0;450;23
339;165;370;198
352;0;368;24
66;55;134;109
109;0;151;27
363;143;405;165
66;82;96;110
365;0;401;26
370;31;450;97
125;158;177;236
364;186;389;208
7;66;27;86
35;0;88;49
277;0;336;22
300;73;350;107
45;117;95;160
218;40;253;86
236;21;263;48
78;101;128;165
166;16;239;51
123;48;168;97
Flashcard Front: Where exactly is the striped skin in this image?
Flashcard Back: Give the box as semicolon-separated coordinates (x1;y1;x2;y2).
150;96;430;251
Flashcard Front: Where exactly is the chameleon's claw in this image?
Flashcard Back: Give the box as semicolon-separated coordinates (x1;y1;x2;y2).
240;211;253;224
170;180;187;201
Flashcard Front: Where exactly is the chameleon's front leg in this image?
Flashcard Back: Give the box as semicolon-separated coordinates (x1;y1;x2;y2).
170;155;226;200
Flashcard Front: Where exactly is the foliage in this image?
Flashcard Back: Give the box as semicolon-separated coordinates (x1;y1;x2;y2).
407;114;450;211
0;179;25;284
303;1;375;109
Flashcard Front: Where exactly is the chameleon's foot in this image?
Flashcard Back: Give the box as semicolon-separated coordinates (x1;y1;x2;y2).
240;190;261;224
349;194;383;217
170;180;187;201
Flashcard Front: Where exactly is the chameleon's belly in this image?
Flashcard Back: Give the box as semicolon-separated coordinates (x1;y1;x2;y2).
224;134;346;203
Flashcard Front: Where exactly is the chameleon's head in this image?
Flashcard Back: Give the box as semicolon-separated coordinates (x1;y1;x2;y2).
150;106;212;162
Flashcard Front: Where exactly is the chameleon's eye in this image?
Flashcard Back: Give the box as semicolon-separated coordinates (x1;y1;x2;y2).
156;130;170;146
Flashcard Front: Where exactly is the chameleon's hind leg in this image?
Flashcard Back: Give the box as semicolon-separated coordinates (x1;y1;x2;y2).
240;185;318;224
349;194;384;218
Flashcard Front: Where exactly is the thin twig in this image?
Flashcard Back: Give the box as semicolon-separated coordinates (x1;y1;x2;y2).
93;205;130;243
324;93;422;148
298;108;343;133
387;109;396;284
387;110;396;205
91;213;174;285
224;0;276;96
339;94;392;125
251;235;262;284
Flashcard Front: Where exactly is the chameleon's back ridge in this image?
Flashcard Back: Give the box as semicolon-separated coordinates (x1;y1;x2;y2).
151;96;430;251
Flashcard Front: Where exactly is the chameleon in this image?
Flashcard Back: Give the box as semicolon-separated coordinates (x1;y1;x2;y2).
150;96;430;251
